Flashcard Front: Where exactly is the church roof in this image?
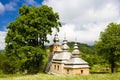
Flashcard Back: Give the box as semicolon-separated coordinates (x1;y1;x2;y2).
53;51;71;61
64;64;89;68
65;57;88;65
64;58;89;68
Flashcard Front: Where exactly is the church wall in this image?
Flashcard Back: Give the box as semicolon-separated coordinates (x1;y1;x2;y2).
53;45;62;53
51;62;65;75
64;68;89;75
50;62;89;75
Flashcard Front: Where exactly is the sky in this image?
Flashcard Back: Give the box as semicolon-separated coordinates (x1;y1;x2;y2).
0;0;120;50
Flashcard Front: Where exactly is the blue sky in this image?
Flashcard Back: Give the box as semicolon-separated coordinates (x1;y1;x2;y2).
0;0;120;50
0;0;43;31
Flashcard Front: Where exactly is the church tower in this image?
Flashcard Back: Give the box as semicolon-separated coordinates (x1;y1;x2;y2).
52;33;62;53
62;36;69;52
72;42;80;58
45;33;62;73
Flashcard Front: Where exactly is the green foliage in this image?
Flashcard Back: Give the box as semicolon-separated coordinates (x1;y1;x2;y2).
5;4;61;74
0;52;5;74
95;23;120;73
81;52;105;68
2;56;21;74
0;50;22;74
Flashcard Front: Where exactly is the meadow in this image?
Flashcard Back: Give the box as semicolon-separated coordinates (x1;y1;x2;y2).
0;72;120;80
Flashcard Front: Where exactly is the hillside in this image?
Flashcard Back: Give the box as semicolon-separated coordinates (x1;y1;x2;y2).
67;42;95;54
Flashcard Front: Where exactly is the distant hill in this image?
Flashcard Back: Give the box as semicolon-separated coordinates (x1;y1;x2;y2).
0;50;4;53
48;42;96;54
68;42;96;54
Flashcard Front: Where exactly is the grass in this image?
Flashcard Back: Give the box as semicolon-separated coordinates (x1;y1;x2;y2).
0;72;120;80
1;64;120;80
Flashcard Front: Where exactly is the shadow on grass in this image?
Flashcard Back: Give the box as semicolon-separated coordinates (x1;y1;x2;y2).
90;72;110;74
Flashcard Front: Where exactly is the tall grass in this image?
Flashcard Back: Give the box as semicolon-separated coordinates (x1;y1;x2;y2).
0;72;120;80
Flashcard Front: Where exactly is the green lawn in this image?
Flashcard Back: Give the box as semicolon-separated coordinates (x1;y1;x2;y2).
0;72;120;80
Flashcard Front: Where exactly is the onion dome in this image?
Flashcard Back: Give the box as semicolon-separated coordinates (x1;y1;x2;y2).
53;33;61;46
62;37;69;51
53;33;62;52
53;33;59;43
72;42;80;58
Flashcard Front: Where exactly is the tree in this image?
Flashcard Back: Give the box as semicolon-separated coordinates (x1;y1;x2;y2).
0;51;5;74
95;23;120;73
5;5;61;73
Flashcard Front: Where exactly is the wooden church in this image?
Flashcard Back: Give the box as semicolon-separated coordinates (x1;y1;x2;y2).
45;33;89;75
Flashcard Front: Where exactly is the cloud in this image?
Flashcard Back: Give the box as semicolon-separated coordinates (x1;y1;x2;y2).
25;0;39;6
4;1;17;11
43;0;120;45
0;31;7;50
43;0;120;24
47;22;106;45
0;0;19;14
0;2;4;14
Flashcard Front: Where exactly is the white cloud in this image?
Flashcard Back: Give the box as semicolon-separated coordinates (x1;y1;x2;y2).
43;0;120;24
0;1;18;13
0;31;7;50
4;1;17;11
43;0;120;45
0;2;4;14
48;23;106;45
25;0;39;6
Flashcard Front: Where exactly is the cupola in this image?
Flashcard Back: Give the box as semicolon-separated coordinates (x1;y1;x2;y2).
52;33;62;53
72;42;80;58
53;33;59;44
62;36;69;51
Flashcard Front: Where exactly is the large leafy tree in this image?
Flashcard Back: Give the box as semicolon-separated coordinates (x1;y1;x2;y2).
95;23;120;73
5;5;61;73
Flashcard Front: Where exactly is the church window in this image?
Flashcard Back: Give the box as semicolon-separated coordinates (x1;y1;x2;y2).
81;70;83;74
55;46;57;50
57;65;59;70
54;65;56;69
67;69;69;74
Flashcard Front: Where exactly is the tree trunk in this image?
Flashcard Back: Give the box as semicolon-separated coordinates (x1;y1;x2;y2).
111;60;115;73
38;54;43;72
